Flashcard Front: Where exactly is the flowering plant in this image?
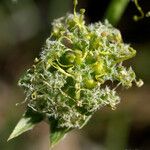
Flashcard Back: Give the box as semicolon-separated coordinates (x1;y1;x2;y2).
8;0;143;147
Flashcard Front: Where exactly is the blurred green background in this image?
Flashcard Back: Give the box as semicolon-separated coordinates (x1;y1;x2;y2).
0;0;150;150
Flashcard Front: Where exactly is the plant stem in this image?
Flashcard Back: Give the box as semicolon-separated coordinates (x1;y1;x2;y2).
104;0;129;26
105;111;131;150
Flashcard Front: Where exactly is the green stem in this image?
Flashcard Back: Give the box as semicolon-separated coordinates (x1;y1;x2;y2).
73;0;78;16
133;0;144;21
105;111;131;150
104;0;129;26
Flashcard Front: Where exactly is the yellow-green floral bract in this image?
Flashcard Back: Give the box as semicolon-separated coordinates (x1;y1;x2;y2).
8;9;143;147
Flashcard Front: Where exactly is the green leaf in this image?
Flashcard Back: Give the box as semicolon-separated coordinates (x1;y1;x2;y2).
49;118;71;148
8;107;44;141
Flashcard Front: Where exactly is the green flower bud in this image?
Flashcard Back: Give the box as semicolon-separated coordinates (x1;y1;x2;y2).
84;79;97;89
66;53;76;63
74;50;83;65
92;61;105;75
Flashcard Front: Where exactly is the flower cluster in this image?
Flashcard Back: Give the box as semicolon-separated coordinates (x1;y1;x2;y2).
18;10;143;129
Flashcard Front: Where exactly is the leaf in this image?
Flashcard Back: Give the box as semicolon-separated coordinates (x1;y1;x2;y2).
50;127;69;147
49;118;71;148
8;107;44;141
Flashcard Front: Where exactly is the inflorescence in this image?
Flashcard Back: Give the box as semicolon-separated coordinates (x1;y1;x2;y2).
8;1;143;146
19;10;143;129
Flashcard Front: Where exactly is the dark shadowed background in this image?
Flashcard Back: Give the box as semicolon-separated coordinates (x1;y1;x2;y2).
0;0;150;150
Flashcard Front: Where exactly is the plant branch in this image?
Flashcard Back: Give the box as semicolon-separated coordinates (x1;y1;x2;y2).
104;0;129;26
